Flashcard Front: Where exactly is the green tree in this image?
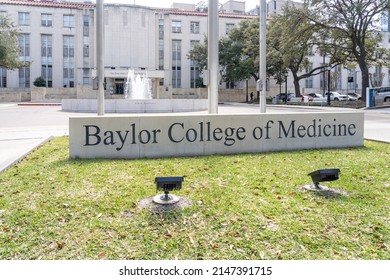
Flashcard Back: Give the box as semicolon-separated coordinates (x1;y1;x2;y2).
188;7;321;96
187;35;208;74
227;18;261;81
33;76;46;87
307;0;390;100
0;15;25;69
187;35;252;87
267;4;327;96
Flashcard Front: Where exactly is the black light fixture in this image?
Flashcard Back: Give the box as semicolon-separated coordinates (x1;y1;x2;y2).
308;169;340;189
153;176;184;205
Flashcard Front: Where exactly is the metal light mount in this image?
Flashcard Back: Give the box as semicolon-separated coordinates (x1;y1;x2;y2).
152;176;184;205
308;169;340;189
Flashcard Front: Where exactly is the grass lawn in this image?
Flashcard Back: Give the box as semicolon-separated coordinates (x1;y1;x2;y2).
0;137;389;260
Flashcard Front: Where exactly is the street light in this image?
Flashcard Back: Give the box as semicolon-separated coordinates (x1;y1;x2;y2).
327;65;331;106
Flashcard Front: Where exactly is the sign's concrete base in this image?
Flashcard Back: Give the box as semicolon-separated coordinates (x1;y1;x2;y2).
62;99;208;113
69;112;364;159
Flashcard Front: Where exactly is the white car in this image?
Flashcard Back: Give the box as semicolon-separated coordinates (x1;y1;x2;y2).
375;87;390;103
306;93;326;102
347;93;361;101
325;92;348;101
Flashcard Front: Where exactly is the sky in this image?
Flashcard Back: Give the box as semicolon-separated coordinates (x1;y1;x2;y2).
101;0;263;12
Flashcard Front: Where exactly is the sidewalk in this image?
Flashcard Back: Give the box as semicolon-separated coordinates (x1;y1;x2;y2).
1;103;389;174
0;133;53;174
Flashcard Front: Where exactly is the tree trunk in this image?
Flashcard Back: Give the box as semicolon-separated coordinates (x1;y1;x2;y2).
358;61;370;102
292;71;301;96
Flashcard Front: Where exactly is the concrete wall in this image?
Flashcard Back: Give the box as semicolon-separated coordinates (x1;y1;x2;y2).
62;98;208;113
170;88;248;103
0;89;31;102
0;86;255;103
30;87;77;102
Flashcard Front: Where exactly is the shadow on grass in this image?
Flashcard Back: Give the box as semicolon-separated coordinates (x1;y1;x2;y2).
300;185;350;199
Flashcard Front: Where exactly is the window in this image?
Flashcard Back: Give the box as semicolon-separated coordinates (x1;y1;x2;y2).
159;19;164;70
172;21;182;33
18;12;30;26
19;34;30;88
0;11;7;24
336;65;342;89
63;36;75;87
0;68;7;88
190;22;200;34
41;35;53;87
83;15;89;36
305;77;313;88
63;15;75;28
83;37;89;57
172;40;181;88
190;41;200;88
41;14;52;27
19;67;30;88
226;23;234;34
83;69;90;85
305;64;313;89
18;34;30;61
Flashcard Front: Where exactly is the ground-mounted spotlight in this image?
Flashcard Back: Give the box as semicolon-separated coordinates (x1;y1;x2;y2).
308;168;340;189
152;176;184;205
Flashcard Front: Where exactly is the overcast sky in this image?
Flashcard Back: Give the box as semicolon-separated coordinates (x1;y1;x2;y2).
102;0;262;11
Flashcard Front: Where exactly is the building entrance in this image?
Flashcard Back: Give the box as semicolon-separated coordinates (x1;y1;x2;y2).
115;83;124;94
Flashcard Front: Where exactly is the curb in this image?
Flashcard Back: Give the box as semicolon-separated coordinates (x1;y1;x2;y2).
0;136;53;174
17;103;62;106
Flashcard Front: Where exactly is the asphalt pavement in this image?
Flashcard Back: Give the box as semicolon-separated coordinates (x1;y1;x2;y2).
1;102;389;174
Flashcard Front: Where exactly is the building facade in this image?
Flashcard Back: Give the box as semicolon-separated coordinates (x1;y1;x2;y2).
0;0;256;101
1;0;389;101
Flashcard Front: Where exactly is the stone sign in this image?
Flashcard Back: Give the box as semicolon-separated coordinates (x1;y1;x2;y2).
69;112;364;159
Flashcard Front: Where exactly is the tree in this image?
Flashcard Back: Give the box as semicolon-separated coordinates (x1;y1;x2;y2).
187;35;208;74
307;0;390;100
189;6;323;96
219;36;253;85
227;18;261;81
187;34;253;87
0;15;26;69
33;76;46;87
267;4;322;96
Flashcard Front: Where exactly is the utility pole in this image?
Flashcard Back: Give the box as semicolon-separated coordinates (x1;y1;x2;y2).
259;0;267;113
208;0;219;114
96;0;105;116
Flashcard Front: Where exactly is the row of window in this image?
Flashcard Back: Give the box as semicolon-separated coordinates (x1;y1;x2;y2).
10;11;90;88
17;12;88;29
16;33;78;88
172;20;235;35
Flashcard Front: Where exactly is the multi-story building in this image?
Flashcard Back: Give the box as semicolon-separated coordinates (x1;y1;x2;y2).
0;0;256;101
1;0;389;101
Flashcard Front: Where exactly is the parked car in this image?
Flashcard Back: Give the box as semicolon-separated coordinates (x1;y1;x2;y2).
325;91;348;101
347;93;361;101
305;93;326;102
375;87;390;103
275;93;295;102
